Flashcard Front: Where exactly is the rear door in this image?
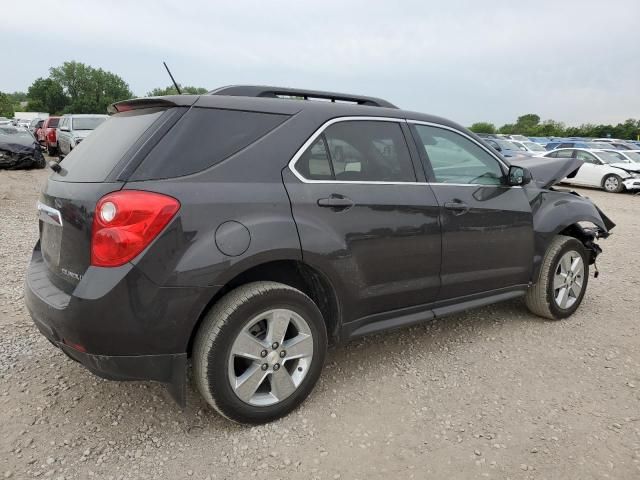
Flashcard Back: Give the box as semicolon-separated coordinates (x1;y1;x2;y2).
410;122;534;300
283;118;442;323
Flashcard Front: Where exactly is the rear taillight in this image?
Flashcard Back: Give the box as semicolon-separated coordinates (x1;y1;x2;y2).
91;191;180;267
48;130;56;141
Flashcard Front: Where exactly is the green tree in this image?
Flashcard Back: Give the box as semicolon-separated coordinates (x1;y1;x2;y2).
0;92;15;117
514;114;540;134
26;78;67;114
49;61;133;113
498;123;515;134
469;122;496;134
147;85;208;96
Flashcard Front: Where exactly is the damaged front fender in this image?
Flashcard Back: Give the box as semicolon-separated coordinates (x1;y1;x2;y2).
527;188;615;281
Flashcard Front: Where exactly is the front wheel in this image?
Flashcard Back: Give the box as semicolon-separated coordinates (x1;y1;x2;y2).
602;174;624;193
525;235;589;320
193;281;327;424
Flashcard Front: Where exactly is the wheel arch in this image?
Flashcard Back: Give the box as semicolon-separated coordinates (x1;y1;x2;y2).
186;259;341;355
530;190;613;282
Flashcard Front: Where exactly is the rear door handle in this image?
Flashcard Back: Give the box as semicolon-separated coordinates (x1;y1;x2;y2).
444;201;470;215
317;194;355;210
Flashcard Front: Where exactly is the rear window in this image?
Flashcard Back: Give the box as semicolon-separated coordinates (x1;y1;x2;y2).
48;118;59;127
130;107;288;180
55;109;165;182
72;116;107;130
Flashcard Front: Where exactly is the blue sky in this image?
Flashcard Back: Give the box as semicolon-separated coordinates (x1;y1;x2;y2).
1;0;639;126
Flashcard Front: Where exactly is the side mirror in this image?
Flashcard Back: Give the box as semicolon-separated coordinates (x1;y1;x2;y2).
60;125;70;132
508;165;532;186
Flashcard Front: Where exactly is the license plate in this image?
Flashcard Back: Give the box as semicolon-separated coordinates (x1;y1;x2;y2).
41;223;62;266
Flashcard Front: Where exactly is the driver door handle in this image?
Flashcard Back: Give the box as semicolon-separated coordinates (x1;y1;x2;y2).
444;201;470;215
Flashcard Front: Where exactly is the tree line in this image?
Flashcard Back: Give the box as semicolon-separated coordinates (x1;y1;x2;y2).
0;61;208;118
470;114;640;140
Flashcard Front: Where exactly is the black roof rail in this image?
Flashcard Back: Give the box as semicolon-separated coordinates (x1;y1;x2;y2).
208;85;397;108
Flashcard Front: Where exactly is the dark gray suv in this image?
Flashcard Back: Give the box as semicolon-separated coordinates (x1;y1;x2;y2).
25;86;614;424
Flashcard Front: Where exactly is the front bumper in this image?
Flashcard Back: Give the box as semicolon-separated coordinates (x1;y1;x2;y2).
24;245;218;406
623;178;640;190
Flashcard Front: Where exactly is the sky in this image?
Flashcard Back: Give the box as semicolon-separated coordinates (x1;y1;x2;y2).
1;0;639;127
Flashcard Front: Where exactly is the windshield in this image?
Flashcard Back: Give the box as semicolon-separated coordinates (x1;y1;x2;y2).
510;135;528;141
522;141;546;151
598;151;628;164
588;142;611;149
72;117;107;131
0;126;33;139
623;151;640;162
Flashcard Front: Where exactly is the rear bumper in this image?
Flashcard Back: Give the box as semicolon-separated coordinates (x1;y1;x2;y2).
33;313;188;404
24;244;218;405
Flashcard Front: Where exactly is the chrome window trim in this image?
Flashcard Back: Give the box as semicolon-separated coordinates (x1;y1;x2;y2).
287;116;518;188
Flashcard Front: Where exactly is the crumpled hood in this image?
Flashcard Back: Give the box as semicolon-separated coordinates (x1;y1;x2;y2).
510;156;584;189
611;162;640;174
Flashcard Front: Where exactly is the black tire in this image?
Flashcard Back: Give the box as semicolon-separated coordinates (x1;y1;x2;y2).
525;235;589;320
193;281;328;424
602;174;624;193
47;145;57;156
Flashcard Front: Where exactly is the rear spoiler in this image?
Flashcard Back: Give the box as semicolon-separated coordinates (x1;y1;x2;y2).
108;96;198;114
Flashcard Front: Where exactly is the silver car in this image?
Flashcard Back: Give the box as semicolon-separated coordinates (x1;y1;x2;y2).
57;114;108;158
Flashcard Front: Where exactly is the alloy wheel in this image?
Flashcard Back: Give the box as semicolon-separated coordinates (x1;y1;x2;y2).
227;309;314;406
553;250;585;309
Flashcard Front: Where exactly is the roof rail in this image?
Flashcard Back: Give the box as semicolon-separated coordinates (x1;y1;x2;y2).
208;85;397;108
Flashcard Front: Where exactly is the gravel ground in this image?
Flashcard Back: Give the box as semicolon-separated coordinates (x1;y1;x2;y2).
1;165;639;480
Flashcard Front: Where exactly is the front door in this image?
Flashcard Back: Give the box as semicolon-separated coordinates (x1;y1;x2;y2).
410;123;534;300
283;119;442;324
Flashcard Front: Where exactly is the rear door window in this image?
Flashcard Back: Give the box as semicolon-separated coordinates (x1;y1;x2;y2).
131;108;288;180
295;120;416;182
54;109;166;182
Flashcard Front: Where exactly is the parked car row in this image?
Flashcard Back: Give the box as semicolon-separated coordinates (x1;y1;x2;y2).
477;133;640;152
543;148;640;193
26;114;108;156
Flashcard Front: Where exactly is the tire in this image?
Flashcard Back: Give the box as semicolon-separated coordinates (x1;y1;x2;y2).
47;144;57;156
602;174;624;193
193;281;328;424
525;235;589;320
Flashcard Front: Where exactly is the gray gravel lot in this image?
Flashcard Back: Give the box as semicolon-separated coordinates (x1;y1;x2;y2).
1;166;639;479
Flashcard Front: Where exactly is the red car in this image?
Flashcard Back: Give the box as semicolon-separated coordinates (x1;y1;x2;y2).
39;116;61;155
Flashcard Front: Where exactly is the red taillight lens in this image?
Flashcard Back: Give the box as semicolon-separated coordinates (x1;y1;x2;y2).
91;191;180;267
48;130;56;141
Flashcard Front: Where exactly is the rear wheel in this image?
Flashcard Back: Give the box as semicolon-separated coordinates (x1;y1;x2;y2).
525;235;589;320
47;144;57;156
193;281;327;424
602;174;623;193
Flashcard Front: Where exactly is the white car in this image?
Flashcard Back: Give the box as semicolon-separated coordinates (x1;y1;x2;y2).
544;148;640;193
602;149;640;164
509;140;548;155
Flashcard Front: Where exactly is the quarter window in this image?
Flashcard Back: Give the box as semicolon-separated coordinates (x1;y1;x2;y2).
413;125;504;185
296;121;416;182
